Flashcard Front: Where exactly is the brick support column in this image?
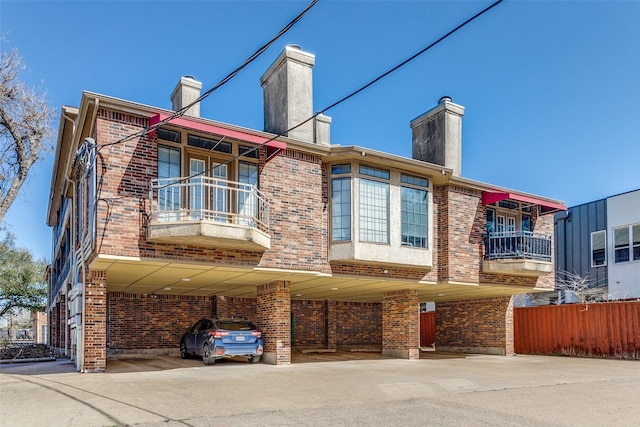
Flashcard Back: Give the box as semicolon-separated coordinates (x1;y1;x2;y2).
436;296;515;355
325;300;337;350
84;270;107;372
382;289;420;360
215;295;229;318
256;281;291;365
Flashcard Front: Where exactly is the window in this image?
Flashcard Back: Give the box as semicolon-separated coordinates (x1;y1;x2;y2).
238;162;258;225
332;164;351;175
360;165;390;180
187;134;232;153
614;226;630;263
486;208;495;233
330;164;431;248
635;224;640;261
331;164;351;241
591;230;606;267
157;128;181;143
485;200;531;234
158;145;181;219
401;174;428;248
614;224;640;263
239;145;259;159
360;178;389;243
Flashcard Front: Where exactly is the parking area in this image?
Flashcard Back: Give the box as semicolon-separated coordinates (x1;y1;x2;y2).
2;354;639;426
102;349;466;373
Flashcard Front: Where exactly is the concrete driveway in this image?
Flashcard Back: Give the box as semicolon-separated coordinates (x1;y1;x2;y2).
1;353;639;426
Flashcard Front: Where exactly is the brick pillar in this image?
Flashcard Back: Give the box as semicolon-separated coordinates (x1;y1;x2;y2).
216;295;229;318
436;296;515;355
256;281;291;365
382;289;420;360
84;270;107;372
505;296;515;355
325;300;337;350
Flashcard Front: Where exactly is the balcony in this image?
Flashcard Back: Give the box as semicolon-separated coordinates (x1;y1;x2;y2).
147;177;270;251
483;231;552;276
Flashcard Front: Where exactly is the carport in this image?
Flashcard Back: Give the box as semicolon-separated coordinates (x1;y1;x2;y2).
92;256;530;370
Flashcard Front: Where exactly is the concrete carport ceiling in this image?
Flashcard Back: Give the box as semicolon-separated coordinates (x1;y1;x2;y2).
91;255;542;303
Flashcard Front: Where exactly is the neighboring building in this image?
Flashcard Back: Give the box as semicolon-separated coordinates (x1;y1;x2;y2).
554;189;640;302
46;45;566;372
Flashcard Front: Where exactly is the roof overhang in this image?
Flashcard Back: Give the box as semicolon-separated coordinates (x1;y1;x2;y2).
149;113;286;155
482;191;567;214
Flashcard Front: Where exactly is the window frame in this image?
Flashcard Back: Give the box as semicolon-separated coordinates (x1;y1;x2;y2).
613;223;640;264
331;165;352;241
358;165;390;244
591;230;606;267
400;173;429;249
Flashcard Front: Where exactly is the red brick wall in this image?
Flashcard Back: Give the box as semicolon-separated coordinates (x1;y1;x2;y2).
446;186;485;283
326;300;337;349
281;300;383;348
84;270;107;372
215;296;256;321
107;292;215;351
336;301;382;347
330;263;428;281
259;150;330;273
436;296;514;355
292;299;326;347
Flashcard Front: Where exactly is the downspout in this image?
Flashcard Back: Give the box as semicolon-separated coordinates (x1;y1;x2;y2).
78;137;98;373
79;97;98;373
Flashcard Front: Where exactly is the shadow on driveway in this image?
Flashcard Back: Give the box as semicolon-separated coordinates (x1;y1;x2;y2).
0;350;468;375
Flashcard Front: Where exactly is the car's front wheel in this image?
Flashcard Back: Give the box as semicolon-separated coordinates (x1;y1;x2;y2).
202;344;215;365
180;341;189;359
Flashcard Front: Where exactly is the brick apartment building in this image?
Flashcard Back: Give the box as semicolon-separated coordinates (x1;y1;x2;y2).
47;45;566;372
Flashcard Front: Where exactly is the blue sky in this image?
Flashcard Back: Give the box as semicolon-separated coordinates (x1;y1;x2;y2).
2;0;639;261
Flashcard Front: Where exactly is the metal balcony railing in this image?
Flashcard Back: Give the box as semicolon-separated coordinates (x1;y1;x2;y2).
484;231;552;262
149;177;269;233
51;257;71;299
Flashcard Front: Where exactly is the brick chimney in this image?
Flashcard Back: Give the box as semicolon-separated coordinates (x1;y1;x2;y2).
410;96;465;177
261;45;329;145
171;76;202;117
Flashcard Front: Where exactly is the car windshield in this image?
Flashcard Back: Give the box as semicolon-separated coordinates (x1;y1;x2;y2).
217;321;256;331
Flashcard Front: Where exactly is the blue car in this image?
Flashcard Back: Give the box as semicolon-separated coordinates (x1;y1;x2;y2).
180;318;263;365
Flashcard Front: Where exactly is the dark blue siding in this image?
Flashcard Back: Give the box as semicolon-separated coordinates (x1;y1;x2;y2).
554;199;608;288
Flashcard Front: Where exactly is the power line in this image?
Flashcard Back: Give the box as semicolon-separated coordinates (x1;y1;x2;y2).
171;0;504;185
97;0;319;152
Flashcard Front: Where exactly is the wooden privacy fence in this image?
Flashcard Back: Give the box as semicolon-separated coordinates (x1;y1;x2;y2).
420;312;435;347
514;301;640;358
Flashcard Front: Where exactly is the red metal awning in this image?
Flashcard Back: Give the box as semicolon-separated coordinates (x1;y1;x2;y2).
482;191;566;214
148;113;286;153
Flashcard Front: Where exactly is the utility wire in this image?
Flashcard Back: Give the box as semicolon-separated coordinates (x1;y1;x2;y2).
97;0;319;151
166;0;504;186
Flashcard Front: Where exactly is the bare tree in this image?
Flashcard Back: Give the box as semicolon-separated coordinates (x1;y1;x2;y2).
556;270;606;305
0;40;55;224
